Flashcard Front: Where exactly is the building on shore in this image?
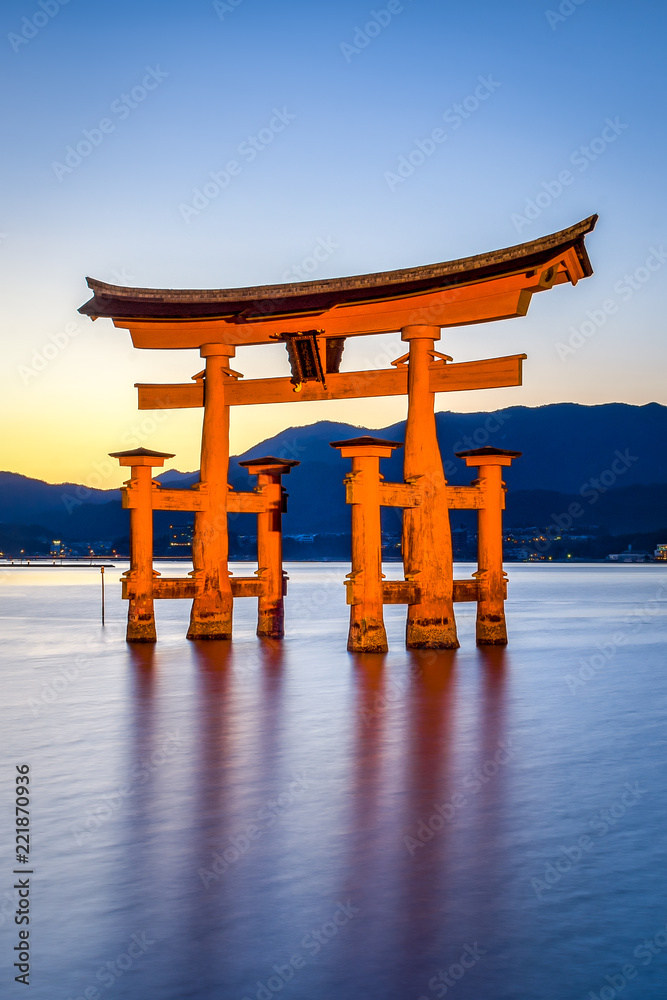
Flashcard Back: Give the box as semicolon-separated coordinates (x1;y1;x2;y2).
169;524;193;549
607;546;652;563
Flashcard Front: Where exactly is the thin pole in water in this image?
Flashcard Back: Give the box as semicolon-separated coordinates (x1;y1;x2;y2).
101;566;105;626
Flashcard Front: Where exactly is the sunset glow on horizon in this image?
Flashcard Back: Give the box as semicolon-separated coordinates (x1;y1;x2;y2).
1;0;665;485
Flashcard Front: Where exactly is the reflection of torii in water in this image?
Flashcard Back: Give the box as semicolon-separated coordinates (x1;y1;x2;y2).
80;216;597;651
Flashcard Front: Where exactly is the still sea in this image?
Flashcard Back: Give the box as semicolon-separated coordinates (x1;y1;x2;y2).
1;561;665;1000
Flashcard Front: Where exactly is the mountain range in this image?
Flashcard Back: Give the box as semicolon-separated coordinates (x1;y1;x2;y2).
1;403;665;554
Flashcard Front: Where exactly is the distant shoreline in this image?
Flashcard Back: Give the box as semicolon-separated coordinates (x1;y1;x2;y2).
1;558;662;567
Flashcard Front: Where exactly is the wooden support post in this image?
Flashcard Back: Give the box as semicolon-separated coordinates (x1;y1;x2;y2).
188;344;235;639
456;447;521;645
331;436;403;653
238;456;300;639
401;326;459;649
109;447;175;643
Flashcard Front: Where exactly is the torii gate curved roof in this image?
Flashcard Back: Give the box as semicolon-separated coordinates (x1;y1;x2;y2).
79;215;597;349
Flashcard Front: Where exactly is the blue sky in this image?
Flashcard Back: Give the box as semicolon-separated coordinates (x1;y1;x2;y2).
1;0;665;483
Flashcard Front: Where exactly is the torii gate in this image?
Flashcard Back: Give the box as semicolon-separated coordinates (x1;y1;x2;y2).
80;215;597;650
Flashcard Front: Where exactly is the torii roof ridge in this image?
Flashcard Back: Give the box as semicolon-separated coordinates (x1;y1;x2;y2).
79;216;597;321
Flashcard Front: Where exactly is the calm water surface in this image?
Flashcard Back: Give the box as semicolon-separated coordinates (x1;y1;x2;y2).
1;562;666;999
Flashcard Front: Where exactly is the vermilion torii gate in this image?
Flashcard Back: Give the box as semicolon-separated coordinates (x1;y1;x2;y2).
80;215;597;649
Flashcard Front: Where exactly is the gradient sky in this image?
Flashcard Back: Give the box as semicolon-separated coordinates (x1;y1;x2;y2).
1;0;665;487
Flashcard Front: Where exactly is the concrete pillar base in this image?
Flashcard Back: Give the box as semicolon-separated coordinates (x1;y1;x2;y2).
347;619;388;654
126;616;157;643
126;596;157;642
186;626;233;640
257;606;284;640
476;614;508;645
406;616;460;649
187;606;233;640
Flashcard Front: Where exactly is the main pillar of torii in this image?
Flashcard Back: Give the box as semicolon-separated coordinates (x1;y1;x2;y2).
187;344;235;639
401;325;458;648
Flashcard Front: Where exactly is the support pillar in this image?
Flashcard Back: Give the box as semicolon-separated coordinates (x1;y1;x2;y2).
456;447;521;645
187;343;235;639
238;456;300;638
109;447;175;643
331;436;402;653
401;326;458;649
